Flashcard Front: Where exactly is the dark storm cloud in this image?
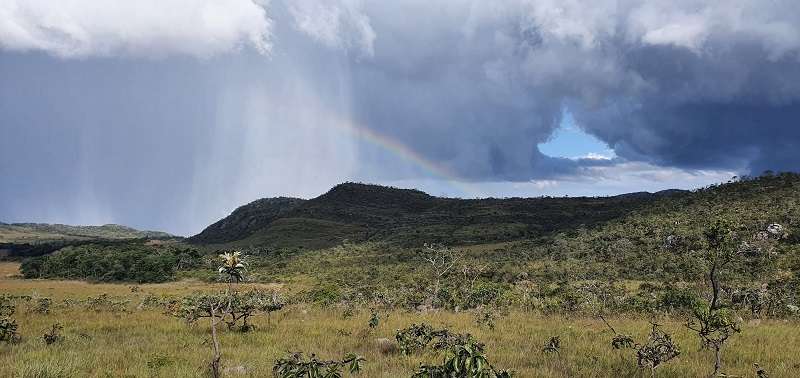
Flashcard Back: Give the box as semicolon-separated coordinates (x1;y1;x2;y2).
333;0;800;179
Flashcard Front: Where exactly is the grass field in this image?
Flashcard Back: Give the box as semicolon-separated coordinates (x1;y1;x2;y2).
1;262;799;378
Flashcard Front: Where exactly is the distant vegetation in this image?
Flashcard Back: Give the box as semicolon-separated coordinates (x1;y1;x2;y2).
0;222;173;244
20;243;201;283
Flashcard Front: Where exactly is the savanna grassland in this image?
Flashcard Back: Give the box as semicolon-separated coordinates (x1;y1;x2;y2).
1;262;799;378
3;174;800;377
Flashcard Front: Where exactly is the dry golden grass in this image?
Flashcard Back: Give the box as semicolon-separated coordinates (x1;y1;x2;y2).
1;262;798;377
0;262;20;279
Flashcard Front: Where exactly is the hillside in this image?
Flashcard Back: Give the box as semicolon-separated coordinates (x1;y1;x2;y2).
0;222;173;244
188;197;305;244
189;182;686;249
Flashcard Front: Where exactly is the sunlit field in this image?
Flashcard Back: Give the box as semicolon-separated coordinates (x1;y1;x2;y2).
1;263;798;378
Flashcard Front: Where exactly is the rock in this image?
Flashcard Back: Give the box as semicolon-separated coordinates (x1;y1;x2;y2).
767;223;784;236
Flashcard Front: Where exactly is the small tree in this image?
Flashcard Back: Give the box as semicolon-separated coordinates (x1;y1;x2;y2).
218;251;247;288
685;219;742;377
419;243;462;307
602;316;680;377
211;250;247;377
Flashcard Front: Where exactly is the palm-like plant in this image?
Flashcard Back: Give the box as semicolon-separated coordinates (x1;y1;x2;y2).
218;251;247;285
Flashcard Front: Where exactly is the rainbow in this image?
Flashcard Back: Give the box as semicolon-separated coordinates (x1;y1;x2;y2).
331;119;479;197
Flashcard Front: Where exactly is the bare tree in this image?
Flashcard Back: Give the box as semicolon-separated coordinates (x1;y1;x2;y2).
420;243;462;307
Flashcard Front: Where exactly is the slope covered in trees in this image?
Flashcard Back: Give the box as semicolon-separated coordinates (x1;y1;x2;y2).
189;182;685;249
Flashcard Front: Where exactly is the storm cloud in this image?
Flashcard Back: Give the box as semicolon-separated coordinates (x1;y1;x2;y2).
1;0;797;234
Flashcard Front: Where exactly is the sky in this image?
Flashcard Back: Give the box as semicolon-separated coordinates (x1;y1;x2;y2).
1;0;798;236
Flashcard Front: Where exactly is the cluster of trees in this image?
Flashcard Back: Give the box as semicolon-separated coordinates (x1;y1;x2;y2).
19;243;201;283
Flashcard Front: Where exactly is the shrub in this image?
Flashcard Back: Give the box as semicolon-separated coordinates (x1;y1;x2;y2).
272;352;365;377
0;296;20;343
42;323;63;345
542;336;561;354
173;290;283;331
395;323;477;355
413;341;512;378
0;316;20;343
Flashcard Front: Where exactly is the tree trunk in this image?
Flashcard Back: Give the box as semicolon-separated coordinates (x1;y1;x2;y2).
432;277;440;307
709;261;720;311
712;344;722;377
210;306;222;378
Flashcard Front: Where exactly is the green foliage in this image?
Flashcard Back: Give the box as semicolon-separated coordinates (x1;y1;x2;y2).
42;323;63;345
611;333;635;349
28;296;52;314
84;293;130;312
395;323;477;356
413;341;512;378
20;243;201;283
0;316;19;343
272;352;365;378
0;222;173;244
368;309;380;329
305;284;343;306
686;305;741;350
218;251;247;283
172;289;283;331
0;295;20;343
542;336;560;354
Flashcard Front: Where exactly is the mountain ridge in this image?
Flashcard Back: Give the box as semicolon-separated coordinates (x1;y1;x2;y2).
188;181;696;249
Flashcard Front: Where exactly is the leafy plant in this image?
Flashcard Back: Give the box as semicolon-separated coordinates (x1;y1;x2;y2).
29;296;52;314
413;341;512;378
680;218;779;377
0;296;20;343
602;316;680;377
395;323;476;355
218;251;247;285
686;306;740;377
368;309;380;329
0;316;20;343
272;352;365;377
42;323;63;345
542;336;561;354
85;293;130;312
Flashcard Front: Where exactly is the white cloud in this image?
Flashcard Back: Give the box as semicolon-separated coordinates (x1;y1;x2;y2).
577;152;615;161
0;0;272;58
381;161;734;200
288;0;375;57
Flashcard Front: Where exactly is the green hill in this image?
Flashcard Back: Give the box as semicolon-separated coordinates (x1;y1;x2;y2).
188;197;305;245
0;222;173;244
189;182;686;249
